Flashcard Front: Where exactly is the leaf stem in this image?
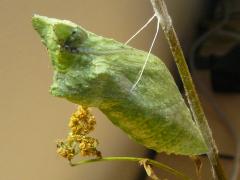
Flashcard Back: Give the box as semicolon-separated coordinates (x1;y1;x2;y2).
70;156;190;180
149;0;226;179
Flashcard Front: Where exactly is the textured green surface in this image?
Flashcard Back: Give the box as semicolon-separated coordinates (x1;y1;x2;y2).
32;15;208;155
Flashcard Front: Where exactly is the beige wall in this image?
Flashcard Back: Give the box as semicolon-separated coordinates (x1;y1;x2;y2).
0;0;204;180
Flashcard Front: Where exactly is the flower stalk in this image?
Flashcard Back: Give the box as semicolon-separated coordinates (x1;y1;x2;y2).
71;156;190;180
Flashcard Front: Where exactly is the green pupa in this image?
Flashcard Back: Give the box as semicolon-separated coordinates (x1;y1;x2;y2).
32;15;208;156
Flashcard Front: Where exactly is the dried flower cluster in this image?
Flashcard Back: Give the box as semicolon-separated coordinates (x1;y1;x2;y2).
57;106;102;161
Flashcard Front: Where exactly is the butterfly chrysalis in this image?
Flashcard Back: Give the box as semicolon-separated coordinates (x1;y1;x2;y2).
32;15;208;156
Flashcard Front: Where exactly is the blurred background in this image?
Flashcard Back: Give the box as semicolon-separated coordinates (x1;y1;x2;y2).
0;0;240;179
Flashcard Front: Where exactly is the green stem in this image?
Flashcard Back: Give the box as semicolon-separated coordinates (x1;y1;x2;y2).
149;0;226;179
71;156;190;180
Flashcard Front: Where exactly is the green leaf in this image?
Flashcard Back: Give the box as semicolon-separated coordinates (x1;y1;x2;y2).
32;15;208;155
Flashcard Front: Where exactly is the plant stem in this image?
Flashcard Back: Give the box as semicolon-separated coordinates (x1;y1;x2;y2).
149;0;226;179
71;156;190;180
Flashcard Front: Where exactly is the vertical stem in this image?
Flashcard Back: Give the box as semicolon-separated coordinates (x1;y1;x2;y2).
149;0;226;179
